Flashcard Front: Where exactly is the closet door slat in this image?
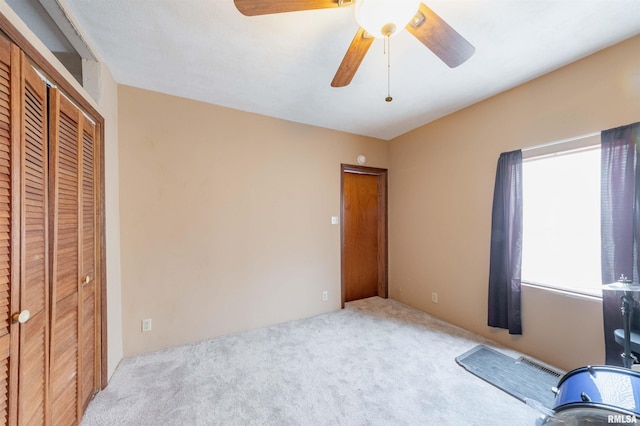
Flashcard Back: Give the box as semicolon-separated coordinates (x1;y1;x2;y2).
79;118;97;411
48;88;80;426
0;32;19;426
19;53;49;426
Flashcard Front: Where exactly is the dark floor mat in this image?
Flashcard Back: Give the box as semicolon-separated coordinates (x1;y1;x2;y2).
456;345;562;409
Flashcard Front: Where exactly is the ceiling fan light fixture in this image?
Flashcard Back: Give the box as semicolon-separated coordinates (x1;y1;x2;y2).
355;0;421;38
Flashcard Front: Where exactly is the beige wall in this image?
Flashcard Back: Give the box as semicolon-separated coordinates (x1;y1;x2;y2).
389;35;640;371
118;85;389;356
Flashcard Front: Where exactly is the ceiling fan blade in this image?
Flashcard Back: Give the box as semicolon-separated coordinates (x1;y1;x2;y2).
234;0;342;16
331;27;374;87
405;3;475;68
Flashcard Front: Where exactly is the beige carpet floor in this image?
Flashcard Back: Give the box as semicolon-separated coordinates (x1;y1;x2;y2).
81;297;547;425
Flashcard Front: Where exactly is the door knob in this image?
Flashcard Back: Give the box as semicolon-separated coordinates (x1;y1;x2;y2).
83;275;90;284
12;310;30;324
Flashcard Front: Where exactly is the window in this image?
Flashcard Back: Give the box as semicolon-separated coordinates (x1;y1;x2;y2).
522;145;602;297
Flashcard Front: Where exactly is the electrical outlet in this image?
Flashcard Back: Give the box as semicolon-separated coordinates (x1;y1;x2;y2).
142;318;152;332
432;292;438;304
322;290;328;301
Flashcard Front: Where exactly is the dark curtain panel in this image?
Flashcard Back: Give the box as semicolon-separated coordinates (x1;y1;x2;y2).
601;122;640;365
488;150;523;335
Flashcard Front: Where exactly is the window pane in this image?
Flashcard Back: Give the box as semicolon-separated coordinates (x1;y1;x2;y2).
522;148;602;296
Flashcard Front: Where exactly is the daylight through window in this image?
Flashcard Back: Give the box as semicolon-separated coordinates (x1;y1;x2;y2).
521;146;602;296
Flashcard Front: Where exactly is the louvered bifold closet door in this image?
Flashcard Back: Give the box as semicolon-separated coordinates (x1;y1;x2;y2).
48;88;80;425
0;35;20;426
79;115;97;411
19;54;49;426
0;36;13;426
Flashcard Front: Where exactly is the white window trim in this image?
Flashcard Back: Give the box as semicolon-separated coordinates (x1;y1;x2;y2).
522;280;602;300
522;132;600;159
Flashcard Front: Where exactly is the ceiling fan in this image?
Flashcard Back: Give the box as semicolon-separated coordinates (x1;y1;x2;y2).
233;0;475;89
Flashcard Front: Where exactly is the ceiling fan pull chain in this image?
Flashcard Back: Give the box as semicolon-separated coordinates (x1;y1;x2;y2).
385;34;392;102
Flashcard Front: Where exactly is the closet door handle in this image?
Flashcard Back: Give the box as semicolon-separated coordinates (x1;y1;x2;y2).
12;310;30;324
83;275;91;285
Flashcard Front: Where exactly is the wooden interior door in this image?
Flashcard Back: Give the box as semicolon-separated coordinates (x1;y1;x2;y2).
0;34;19;426
341;165;388;305
48;88;80;425
79;114;98;411
19;53;49;426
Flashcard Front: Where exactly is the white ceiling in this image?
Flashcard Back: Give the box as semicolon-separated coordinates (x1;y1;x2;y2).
62;0;640;140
